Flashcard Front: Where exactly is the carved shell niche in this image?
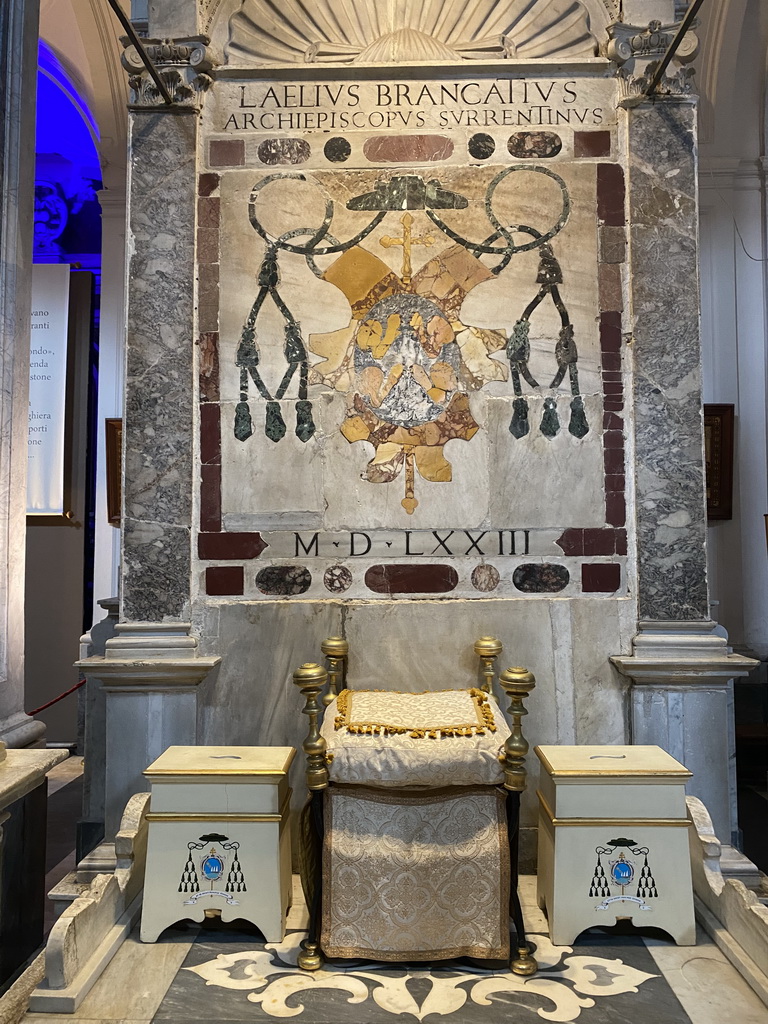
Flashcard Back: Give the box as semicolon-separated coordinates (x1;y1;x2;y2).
226;0;600;66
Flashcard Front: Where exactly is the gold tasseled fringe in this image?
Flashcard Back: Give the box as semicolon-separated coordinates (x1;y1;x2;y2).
333;687;497;738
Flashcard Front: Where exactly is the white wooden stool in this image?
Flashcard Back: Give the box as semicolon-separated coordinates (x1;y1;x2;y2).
140;746;294;943
535;745;695;946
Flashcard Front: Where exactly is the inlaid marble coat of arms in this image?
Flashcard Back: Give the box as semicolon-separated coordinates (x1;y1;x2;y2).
210;0;618;545
234;162;590;517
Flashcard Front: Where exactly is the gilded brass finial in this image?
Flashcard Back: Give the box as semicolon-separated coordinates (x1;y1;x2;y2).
474;635;503;693
510;943;538;976
498;666;536;792
320;636;349;707
297;941;324;971
291;662;329;791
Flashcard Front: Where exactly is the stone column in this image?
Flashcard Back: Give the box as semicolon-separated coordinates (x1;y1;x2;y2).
120;55;206;622
0;0;46;747
607;13;758;876
75;32;219;854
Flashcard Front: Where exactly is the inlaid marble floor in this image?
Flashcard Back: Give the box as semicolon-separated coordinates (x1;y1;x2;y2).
22;878;768;1024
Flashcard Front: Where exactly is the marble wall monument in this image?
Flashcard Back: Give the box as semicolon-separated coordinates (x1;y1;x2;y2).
79;0;757;864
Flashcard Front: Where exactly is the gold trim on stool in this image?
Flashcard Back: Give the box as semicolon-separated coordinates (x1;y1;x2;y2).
536;791;691;827
146;812;283;822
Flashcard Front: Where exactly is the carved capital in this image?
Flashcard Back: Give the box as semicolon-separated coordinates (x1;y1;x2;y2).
122;36;213;111
602;19;699;107
617;62;696;107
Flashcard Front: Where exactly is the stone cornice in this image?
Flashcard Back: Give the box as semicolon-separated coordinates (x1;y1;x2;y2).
612;620;758;685
75;655;221;690
0;749;69;811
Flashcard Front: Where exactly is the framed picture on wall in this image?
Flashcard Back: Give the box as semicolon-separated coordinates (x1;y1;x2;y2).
704;404;734;521
105;418;122;526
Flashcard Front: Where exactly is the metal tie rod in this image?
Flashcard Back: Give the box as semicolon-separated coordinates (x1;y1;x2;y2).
645;0;706;98
104;0;174;107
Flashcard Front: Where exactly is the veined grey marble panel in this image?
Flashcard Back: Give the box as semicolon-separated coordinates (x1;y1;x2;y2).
122;520;191;622
122;111;198;621
0;0;46;745
628;103;708;620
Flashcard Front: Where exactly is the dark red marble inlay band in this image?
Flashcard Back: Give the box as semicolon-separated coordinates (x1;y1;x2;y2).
557;528;627;557
198;533;268;560
364;564;459;595
597;164;625;227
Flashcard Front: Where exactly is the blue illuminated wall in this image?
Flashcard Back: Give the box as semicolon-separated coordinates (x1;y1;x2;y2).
34;42;102;263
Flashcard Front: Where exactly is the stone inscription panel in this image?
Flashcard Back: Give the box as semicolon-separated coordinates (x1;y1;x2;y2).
198;72;627;599
214;77;616;133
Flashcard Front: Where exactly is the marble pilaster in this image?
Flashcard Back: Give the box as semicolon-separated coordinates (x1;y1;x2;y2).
627;100;709;621
0;0;45;747
612;35;758;868
121;110;198;621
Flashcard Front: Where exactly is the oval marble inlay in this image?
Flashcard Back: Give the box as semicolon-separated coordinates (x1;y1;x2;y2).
255;565;312;595
512;563;570;593
507;132;562;159
363;134;454;163
365;564;458;595
257;138;311;165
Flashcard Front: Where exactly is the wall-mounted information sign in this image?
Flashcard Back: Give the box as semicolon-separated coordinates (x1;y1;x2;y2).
27;264;70;515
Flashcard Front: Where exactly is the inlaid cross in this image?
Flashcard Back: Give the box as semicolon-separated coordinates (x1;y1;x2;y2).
380;213;435;288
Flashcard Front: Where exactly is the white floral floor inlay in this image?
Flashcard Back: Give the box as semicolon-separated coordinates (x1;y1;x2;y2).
184;931;659;1022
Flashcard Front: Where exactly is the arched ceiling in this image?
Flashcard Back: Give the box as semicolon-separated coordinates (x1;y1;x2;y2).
38;0;129;190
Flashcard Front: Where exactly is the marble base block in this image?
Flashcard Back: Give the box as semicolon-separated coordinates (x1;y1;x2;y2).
77;623;220;840
612;620;758;848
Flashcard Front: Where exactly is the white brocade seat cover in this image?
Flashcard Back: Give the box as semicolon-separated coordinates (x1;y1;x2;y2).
321;688;511;787
322;784;510;961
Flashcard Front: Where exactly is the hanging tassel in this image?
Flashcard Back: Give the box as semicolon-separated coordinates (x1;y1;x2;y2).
589;853;609;898
178;850;199;893
295;400;316;442
234;401;253;442
540;396;560;437
507;320;539;387
283;321;307;363
507;319;531;365
265;401;286;442
236;328;260;370
509;397;530;438
536;243;563;286
258;248;279;288
569;395;589;438
551;324;577;388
